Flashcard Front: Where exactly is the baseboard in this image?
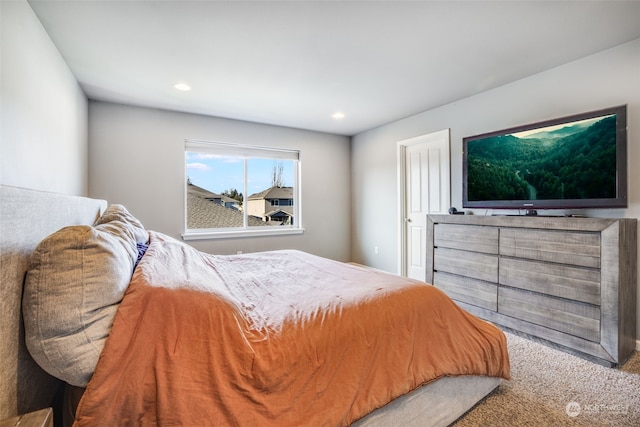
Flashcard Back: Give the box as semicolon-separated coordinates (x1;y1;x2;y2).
637;339;640;351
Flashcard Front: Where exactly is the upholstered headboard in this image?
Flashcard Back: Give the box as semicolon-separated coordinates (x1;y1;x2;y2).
0;185;106;419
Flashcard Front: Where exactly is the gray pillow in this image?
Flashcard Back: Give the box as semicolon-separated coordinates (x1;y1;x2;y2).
23;205;148;386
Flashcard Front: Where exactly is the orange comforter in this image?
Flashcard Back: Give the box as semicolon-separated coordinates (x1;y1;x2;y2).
74;232;509;426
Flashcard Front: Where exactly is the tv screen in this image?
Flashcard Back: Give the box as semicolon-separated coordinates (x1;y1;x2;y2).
463;105;627;211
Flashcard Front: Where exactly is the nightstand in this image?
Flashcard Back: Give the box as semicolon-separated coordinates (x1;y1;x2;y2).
0;408;53;427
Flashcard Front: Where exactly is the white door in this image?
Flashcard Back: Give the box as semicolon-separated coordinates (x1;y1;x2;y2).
399;129;450;281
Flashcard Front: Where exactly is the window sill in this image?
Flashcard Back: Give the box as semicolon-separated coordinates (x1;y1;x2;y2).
182;227;305;241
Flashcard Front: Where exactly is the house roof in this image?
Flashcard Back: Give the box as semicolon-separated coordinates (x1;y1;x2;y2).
188;183;238;204
264;208;294;218
248;186;293;200
187;185;264;229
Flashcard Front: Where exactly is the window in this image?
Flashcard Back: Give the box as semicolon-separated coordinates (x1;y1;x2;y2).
183;139;302;239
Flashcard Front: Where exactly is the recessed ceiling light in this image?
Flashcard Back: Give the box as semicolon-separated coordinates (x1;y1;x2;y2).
332;112;345;119
174;83;192;91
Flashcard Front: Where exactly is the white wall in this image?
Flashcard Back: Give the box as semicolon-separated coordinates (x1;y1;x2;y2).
351;37;640;335
88;101;351;261
0;0;88;195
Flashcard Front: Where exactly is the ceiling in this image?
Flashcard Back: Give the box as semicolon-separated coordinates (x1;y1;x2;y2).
27;0;640;136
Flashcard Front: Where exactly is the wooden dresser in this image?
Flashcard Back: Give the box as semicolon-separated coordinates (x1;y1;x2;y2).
426;214;637;366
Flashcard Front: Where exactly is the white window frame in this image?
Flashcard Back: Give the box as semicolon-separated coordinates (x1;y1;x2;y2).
182;139;303;240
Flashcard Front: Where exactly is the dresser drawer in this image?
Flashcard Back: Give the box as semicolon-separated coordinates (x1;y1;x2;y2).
434;247;498;283
434;224;498;254
498;287;600;342
500;228;600;268
499;258;600;305
434;271;497;311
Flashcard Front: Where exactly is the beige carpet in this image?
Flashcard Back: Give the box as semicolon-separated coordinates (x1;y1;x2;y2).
453;332;640;426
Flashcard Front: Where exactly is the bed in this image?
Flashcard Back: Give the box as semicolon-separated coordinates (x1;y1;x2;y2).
0;185;509;426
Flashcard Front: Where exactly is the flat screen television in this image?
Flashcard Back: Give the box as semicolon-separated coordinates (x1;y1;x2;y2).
462;105;627;212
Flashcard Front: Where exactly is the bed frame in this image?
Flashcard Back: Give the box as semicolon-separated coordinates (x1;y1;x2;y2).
0;184;500;425
0;185;106;420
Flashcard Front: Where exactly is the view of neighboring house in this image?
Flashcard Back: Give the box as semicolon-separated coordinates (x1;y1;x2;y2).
187;183;265;229
187;183;293;228
247;186;294;225
187;182;241;210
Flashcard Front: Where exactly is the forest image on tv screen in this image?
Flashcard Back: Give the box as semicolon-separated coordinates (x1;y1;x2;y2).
467;114;617;202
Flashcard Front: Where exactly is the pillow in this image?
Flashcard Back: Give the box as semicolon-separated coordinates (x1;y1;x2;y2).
23;204;148;386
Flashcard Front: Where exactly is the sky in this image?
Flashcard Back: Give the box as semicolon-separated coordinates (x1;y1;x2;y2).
185;152;295;198
513;115;608;139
